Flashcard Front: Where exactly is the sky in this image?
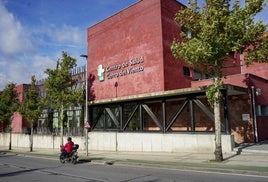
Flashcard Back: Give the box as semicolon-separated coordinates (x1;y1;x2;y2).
0;0;267;90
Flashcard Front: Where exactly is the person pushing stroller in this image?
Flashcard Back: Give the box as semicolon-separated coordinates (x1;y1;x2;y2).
61;137;74;157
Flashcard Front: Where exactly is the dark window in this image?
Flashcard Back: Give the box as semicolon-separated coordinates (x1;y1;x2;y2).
256;105;268;116
193;70;202;81
183;66;190;77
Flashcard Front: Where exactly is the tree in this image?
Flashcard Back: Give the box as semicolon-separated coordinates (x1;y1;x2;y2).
44;51;84;145
20;76;43;152
0;83;19;150
171;0;268;161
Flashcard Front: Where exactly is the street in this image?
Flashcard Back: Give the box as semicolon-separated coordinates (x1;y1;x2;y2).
0;154;268;182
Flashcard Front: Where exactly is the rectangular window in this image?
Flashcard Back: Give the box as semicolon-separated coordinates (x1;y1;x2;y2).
183;66;190;77
256;105;268;116
193;70;202;81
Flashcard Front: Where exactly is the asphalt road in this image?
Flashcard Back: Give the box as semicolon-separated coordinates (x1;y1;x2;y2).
1;154;268;182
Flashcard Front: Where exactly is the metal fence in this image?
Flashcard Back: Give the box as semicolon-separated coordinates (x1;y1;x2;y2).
21;127;84;136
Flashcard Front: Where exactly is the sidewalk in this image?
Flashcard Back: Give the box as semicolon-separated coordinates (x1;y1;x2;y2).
1;141;268;176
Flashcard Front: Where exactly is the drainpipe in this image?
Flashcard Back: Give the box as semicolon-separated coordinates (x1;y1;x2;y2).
251;86;258;143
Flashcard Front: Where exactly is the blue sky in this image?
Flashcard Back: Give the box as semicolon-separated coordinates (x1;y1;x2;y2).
0;0;267;90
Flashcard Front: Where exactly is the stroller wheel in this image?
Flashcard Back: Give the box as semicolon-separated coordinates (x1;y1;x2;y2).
72;156;77;164
59;155;65;164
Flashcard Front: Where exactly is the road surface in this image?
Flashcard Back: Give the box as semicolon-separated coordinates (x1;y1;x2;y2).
0;153;267;182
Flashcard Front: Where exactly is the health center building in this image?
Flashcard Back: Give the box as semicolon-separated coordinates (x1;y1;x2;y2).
84;0;268;153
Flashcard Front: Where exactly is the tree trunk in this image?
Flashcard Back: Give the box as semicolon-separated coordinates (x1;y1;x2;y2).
9;128;12;150
60;105;64;146
30;127;33;152
214;84;223;162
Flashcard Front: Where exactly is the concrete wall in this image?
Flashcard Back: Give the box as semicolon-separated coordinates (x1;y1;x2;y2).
90;132;234;153
0;132;234;153
0;133;86;151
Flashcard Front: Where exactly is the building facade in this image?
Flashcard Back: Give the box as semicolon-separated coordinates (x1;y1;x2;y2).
2;0;268;149
86;0;268;144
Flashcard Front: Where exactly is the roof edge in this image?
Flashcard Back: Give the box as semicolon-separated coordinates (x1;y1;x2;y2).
89;84;248;105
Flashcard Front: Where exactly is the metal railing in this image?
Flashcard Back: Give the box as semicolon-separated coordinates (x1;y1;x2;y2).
21;127;84;136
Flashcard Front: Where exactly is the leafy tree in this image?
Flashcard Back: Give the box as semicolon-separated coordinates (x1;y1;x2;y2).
20;76;43;152
44;108;54;133
80;105;85;129
0;83;19;150
63;110;68;127
171;0;268;161
44;51;84;145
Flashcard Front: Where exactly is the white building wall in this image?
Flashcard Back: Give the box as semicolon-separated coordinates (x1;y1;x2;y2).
101;132;234;153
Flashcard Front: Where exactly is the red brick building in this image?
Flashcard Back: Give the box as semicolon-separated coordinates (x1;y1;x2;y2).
86;0;268;143
88;0;190;100
0;84;29;133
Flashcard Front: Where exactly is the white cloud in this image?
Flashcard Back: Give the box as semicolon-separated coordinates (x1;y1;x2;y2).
0;54;57;90
0;59;31;89
0;2;83;90
0;2;33;55
32;55;57;79
47;24;85;45
0;2;33;90
0;72;8;89
32;55;55;70
8;62;31;83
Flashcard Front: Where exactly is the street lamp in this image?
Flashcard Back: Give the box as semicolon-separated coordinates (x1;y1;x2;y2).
80;54;89;156
251;86;258;143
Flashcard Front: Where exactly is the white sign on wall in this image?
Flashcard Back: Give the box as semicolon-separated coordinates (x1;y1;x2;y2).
242;114;250;122
97;56;145;82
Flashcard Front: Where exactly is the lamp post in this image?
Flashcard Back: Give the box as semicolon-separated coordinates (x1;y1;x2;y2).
251;86;258;143
80;54;89;156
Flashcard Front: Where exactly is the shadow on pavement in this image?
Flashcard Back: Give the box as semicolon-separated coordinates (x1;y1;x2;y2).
0;166;61;178
223;153;240;161
77;159;91;164
0;168;43;177
0;151;18;157
77;157;107;164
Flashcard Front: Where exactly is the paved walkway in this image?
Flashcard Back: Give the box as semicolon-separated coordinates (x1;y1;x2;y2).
1;141;268;176
86;142;268;168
